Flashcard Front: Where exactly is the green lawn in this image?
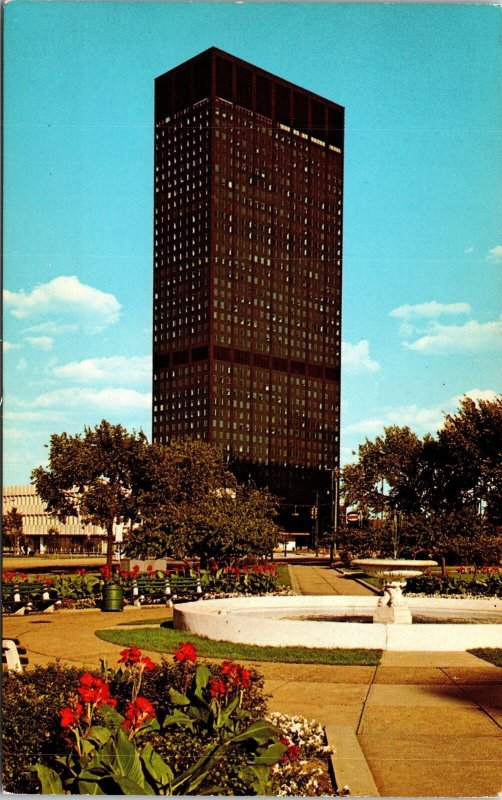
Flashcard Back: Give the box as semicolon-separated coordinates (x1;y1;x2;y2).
468;648;502;667
96;624;381;665
275;564;293;588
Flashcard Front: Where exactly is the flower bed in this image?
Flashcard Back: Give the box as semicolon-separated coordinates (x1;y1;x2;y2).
404;566;502;598
2;562;283;609
2;645;336;796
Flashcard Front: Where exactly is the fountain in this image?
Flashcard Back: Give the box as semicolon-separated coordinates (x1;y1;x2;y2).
173;559;501;652
351;558;438;624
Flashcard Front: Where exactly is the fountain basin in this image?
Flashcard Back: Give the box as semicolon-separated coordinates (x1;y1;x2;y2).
173;595;501;652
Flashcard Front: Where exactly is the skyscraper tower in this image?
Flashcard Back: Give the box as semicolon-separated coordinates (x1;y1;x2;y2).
153;48;343;513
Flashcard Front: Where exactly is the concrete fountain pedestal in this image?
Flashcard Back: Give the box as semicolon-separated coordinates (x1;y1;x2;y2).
351;558;438;624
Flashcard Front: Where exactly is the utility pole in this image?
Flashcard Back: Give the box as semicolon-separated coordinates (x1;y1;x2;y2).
315;491;320;555
330;466;341;564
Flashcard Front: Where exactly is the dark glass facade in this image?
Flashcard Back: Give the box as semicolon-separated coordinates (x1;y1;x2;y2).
153;48;343;508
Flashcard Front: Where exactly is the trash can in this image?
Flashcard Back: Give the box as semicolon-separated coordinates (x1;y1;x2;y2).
102;583;123;612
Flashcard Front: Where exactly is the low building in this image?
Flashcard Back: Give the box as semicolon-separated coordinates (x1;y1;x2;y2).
2;485;107;554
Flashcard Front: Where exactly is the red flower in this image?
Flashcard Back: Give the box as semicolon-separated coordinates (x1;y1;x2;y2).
123;696;156;731
118;648;156;671
42;577;54;585
220;661;251;689
146;565;153;573
118;646;142;665
208;677;227;699
133;565;140;573
60;707;78;728
76;568;87;576
77;673;116;707
279;736;301;763
173;642;197;663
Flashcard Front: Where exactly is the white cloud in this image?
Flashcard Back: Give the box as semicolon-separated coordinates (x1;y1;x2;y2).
25;335;54;351
4;275;121;333
454;388;498;404
23;321;80;336
464;247;474;254
403;316;502;355
16;358;28;371
3;341;21;351
52;355;152;385
487;245;502;262
342;340;379;373
31;387;152;411
390;301;471;319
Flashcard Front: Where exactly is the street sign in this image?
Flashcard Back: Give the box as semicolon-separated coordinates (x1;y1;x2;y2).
346;511;361;522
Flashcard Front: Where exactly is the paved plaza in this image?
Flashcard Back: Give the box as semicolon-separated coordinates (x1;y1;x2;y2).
3;560;502;797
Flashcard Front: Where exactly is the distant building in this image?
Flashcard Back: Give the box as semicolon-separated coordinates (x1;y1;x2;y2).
152;48;343;529
2;485;106;554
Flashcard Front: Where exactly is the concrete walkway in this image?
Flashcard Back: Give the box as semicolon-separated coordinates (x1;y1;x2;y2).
3;568;502;797
287;561;376;596
281;563;502;797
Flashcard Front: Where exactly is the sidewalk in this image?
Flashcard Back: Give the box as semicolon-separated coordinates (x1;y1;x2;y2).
282;563;502;797
3;569;502;798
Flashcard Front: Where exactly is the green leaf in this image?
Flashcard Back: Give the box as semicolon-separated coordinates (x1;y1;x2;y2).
232;719;280;746
242;764;275;795
31;764;64;794
140;742;174;789
162;708;196;730
87;725;112;746
216;693;239;729
113;774;154;795
168;687;190;706
115;726;153;793
98;702;125;728
75;778;106;794
251;741;287;765
194;664;211;696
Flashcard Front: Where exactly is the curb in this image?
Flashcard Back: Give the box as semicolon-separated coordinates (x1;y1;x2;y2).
287;563;302;595
325;724;380;797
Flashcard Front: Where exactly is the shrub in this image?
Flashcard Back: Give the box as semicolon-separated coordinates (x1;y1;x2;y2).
405;567;502;597
2;663;83;793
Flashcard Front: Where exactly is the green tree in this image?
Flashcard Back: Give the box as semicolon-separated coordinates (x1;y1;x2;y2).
436;396;502;523
342;426;423;556
32;420;150;570
3;507;24;554
342;396;502;565
125;439;279;563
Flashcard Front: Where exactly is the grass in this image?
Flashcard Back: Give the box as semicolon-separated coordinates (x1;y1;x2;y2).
116;617;172;626
468;648;502;667
95;624;381;665
275;564;293;588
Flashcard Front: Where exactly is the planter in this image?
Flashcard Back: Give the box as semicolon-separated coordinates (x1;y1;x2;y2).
101;583;124;612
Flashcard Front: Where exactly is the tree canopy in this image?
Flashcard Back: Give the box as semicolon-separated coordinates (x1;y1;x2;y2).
32;425;279;567
32;420;150;569
342;396;502;564
125;438;279;564
3;507;24;554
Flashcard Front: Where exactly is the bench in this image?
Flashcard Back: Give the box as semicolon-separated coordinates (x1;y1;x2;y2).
1;582;60;615
2;638;29;672
129;573;202;606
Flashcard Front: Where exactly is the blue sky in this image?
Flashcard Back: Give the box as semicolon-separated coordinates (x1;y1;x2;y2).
3;2;501;485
